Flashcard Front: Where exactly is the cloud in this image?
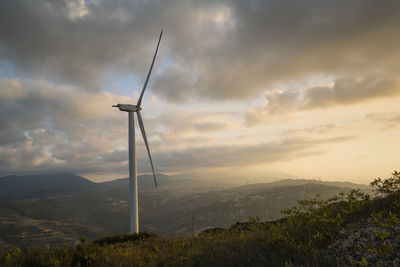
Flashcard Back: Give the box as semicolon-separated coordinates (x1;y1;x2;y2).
152;136;354;172
152;66;197;103
0;78;126;174
0;77;355;176
264;89;300;115
303;74;399;109
285;123;343;136
1;0;400;100
98;135;354;174
66;0;89;20
1;1;400;181
154;0;400;101
193;122;231;132
0;0;168;90
100;150;127;164
245;72;400;126
0;78;238;176
365;113;400;130
0;78;120;133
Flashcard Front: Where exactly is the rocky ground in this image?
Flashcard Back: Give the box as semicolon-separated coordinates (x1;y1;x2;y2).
322;219;400;266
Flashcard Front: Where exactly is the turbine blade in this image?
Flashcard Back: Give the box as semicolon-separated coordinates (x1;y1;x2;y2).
137;110;158;188
137;30;163;107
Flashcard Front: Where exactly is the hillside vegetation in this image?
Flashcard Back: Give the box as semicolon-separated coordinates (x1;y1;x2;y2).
0;174;368;248
1;172;399;266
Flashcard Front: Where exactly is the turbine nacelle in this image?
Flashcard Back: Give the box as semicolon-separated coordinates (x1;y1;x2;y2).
112;104;141;112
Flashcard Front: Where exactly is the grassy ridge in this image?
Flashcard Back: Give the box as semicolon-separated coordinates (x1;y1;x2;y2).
1;172;399;266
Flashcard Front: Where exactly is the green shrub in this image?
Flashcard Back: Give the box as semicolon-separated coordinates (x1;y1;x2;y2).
371;170;400;197
93;232;157;245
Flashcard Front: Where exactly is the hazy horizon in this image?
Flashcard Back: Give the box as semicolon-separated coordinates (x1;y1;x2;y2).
1;0;400;185
0;170;374;187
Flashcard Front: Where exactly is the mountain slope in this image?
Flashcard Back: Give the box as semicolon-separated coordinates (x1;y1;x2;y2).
0;173;369;248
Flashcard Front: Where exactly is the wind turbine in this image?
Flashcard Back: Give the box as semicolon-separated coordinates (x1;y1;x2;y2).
112;30;162;233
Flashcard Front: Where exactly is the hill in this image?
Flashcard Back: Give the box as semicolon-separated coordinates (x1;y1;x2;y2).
0;173;369;248
0;173;94;199
0;172;399;266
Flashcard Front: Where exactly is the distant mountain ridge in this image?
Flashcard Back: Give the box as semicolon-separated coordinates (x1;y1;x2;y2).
99;173;171;190
228;178;371;194
0;173;370;199
0;173;172;199
0;173;94;199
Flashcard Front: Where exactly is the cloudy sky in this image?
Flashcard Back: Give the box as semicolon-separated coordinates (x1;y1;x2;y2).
1;0;399;184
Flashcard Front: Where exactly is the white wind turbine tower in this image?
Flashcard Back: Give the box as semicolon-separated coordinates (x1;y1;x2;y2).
112;30;162;233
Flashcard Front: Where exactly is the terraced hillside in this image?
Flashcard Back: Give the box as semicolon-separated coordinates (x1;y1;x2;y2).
0;173;369;248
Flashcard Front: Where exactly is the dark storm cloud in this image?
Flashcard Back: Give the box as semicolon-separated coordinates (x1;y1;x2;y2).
0;0;171;89
1;0;400;100
155;0;400;101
